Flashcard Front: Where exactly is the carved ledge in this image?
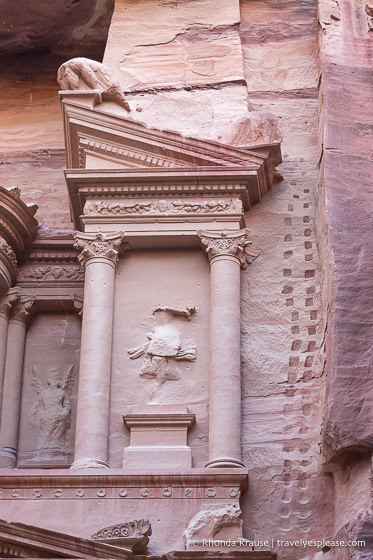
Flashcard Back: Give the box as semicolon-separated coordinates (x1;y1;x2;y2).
74;231;127;267
91;519;151;554
198;229;253;269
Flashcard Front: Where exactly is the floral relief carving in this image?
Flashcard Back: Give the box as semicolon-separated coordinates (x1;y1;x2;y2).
11;490;20;498
97;489;106;497
32;490;42;499
29;364;77;460
18;265;84;282
141;489;150;497
162;487;172;497
84;199;243;216
53;489;63;498
91;519;152;541
198;229;253;269
206;487;217;497
76;489;85;497
74;231;126;266
229;488;240;498
119;488;128;497
128;306;197;384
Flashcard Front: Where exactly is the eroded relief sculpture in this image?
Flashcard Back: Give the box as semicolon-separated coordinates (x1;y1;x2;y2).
128;306;197;384
57;57;130;111
183;503;243;548
29;365;77;461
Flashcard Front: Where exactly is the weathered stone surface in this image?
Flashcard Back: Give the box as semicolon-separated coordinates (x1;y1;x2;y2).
104;0;244;91
318;0;373;462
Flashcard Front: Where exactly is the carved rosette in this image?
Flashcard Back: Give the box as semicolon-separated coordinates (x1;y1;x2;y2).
74;232;126;267
11;298;36;325
198;229;252;269
0;290;20;318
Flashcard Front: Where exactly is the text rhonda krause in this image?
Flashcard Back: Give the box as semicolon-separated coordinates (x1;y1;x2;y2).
191;538;366;548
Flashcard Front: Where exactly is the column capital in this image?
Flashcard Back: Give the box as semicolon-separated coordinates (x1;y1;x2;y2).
74;231;127;267
10;297;36;325
198;229;252;269
0;289;21;318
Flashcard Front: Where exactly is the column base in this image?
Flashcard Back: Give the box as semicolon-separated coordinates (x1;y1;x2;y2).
205;457;245;468
0;447;17;469
70;458;110;469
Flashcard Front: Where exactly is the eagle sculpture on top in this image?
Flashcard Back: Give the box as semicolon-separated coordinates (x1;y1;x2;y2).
57;57;130;111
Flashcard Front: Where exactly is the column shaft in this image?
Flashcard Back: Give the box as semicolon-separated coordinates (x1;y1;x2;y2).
207;255;243;468
72;258;115;468
0;315;29;468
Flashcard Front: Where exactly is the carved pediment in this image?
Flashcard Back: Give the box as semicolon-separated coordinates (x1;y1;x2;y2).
60;91;281;172
0;519;133;558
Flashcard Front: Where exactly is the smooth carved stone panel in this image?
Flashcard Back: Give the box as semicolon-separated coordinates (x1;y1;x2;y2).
18;313;81;467
109;249;209;468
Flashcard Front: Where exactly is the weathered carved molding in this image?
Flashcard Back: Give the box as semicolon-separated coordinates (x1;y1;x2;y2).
0;237;17;268
57;57;130;111
92;519;151;541
79;137;183;169
0;290;20;317
198;229;253;269
11;298;36;324
74;231;126;267
84;199;243;216
17;265;84;282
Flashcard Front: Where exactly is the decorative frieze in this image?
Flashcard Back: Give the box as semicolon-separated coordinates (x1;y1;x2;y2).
198;229;252;269
2;485;241;500
74;231;126;266
84;199;243;216
17;265;84;282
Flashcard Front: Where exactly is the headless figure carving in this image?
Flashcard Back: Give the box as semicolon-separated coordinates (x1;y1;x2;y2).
57;57;130;111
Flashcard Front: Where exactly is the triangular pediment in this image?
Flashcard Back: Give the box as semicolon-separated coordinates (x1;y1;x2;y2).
0;519;133;559
60;91;281;172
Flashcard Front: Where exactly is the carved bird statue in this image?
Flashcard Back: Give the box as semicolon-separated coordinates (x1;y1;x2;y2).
57;57;130;111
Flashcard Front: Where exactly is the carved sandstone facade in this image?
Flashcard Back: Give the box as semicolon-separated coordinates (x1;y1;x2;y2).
0;1;371;559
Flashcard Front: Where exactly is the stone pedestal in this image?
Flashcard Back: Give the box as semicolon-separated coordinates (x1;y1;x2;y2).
123;405;195;469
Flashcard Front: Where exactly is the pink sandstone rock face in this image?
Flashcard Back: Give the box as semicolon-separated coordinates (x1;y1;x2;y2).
0;0;371;559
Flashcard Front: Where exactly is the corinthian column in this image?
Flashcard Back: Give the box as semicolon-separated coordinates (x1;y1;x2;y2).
71;231;125;469
0;298;35;468
198;229;252;468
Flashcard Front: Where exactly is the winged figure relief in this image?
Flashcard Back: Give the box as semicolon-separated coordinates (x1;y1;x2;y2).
29;364;77;456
